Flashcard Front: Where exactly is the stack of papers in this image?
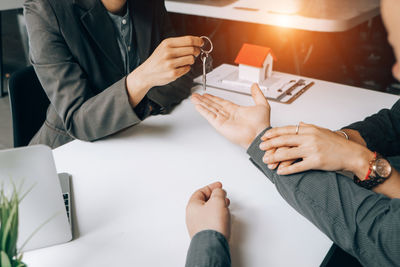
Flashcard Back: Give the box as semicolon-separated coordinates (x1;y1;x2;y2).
194;64;314;104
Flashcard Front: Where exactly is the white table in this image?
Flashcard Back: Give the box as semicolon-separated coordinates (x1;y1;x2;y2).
0;0;24;11
23;73;399;267
165;0;380;32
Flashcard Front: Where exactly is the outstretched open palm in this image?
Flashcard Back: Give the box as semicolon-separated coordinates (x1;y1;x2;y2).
191;84;271;148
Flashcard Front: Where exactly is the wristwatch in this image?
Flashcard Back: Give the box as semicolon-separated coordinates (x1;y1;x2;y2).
353;153;392;190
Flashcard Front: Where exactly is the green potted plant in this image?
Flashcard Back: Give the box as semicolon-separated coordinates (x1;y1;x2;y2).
0;187;27;267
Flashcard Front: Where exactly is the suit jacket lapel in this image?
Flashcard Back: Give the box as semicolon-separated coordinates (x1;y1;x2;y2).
130;0;152;64
74;0;125;74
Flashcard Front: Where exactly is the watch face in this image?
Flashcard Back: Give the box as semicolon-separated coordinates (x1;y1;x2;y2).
375;158;392;178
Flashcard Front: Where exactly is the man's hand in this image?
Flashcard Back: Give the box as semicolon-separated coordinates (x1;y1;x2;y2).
191;84;271;149
127;36;202;107
186;182;231;240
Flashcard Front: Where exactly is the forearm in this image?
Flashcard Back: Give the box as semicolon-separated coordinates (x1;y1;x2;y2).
340;129;367;147
64;77;141;141
126;67;151;108
185;230;231;267
373;168;400;198
248;128;400;266
341;140;400;199
147;72;193;114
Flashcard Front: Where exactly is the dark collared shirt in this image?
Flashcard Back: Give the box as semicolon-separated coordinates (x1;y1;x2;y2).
107;4;139;74
344;99;400;157
107;4;160;119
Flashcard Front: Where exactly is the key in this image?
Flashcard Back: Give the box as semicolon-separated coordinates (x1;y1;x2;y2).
199;36;213;92
201;52;208;91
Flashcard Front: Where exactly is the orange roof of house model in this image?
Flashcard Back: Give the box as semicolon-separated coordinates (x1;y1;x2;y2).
234;43;277;68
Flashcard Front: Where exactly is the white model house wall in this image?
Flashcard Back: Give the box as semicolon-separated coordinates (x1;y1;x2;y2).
238;54;274;83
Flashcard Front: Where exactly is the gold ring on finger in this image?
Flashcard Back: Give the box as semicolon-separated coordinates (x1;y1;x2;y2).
295;123;300;135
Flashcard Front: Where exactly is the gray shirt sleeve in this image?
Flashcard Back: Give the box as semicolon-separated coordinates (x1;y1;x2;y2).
185;230;231;267
247;128;400;267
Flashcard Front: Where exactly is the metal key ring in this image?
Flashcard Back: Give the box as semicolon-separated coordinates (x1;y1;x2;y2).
200;52;208;62
200;36;213;54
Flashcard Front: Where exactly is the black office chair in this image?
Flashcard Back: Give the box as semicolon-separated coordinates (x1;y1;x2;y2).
8;66;50;147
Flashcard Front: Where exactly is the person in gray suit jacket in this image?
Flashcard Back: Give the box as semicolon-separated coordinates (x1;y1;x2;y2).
187;0;400;265
24;0;203;148
185;182;232;267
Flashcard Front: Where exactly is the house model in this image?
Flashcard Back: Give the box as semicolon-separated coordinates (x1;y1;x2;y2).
234;43;277;83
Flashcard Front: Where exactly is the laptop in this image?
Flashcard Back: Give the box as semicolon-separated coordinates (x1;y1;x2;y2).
0;145;73;251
